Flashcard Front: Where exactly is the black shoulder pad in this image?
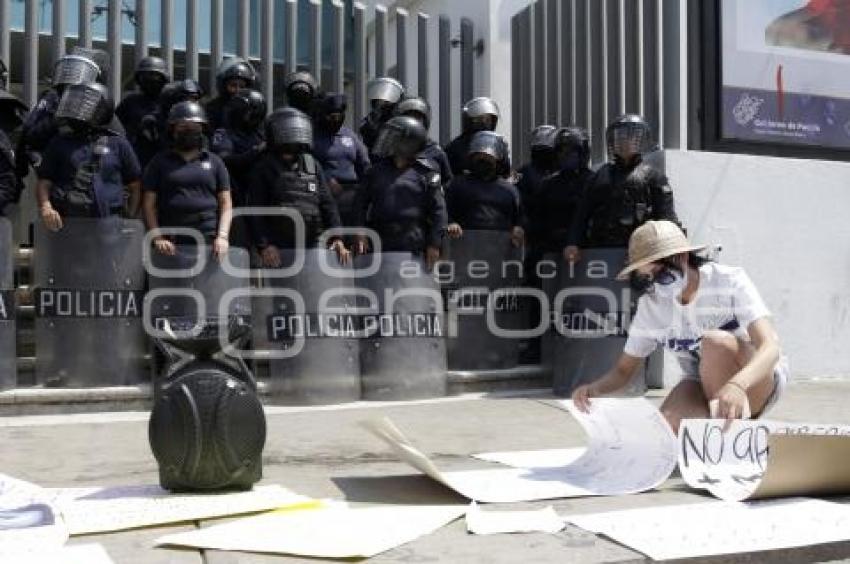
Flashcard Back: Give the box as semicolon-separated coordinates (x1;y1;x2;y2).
414;157;438;172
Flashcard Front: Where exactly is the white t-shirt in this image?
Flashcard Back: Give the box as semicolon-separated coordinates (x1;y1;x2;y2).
624;263;771;375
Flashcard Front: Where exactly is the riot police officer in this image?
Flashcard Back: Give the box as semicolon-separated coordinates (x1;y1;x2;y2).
210;89;266;249
359;77;405;152
205;58;257;131
395;96;452;188
135;78;204;169
354;116;447;270
570;115;680;249
142;101;232;260
18;53;104;177
116;56;170;151
445;97;511;176
536;127;593;263
246;107;348;268
284;71;320;116
312;93;370;227
0;59;29;216
446;131;523;247
36;83;141;230
516;124;558;227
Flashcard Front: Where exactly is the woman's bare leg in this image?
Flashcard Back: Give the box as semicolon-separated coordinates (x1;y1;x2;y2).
660;379;709;434
699;331;775;416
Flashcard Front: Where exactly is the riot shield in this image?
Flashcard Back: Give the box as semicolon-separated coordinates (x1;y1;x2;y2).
146;244;252;378
545;248;662;396
356;253;447;400
34;218;147;387
253;249;360;405
0;217;15;389
442;230;523;371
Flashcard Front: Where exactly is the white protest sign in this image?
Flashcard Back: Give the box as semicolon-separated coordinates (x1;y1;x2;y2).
362;397;677;502
1;543;114;564
0;474;68;557
465;502;564;535
156;502;465;558
568;498;850;561
51;484;314;535
472;448;587;469
679;419;850;501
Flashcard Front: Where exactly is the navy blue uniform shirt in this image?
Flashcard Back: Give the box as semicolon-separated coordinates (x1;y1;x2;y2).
38;132;141;217
312;126;371;184
142;149;230;236
446;175;522;231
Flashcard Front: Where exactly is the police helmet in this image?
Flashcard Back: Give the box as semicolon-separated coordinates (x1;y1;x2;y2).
462;97;500;133
530;125;558;151
367;77;405;105
395;97;432;130
215;58;257;94
373;115;428;160
52;55;102;89
606;114;654;161
56;82;114;127
554;126;591;165
168;100;209;127
467;130;509;162
226;88;267;129
265;107;313;150
135;56;170;84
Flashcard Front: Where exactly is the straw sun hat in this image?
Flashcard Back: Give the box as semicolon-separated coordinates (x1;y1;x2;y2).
616;220;707;280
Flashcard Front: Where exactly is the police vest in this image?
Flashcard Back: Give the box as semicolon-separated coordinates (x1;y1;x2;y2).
269;154;324;243
53;134;113;219
587;163;656;246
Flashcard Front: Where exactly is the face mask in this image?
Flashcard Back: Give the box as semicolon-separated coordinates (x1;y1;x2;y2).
173;130;205;151
559;152;581;172
288;86;314;112
469;160;498;180
652;268;687;300
323;115;344;134
139;77;164;98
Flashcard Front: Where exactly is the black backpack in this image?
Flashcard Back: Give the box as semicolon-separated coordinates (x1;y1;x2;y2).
149;319;265;491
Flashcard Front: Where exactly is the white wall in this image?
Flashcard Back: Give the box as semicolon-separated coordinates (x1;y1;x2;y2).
664;150;850;380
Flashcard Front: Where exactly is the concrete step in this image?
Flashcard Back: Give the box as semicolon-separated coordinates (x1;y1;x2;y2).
0;365;552;416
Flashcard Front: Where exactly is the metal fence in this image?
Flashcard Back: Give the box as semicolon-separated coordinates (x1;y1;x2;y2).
511;0;686;165
1;0;475;141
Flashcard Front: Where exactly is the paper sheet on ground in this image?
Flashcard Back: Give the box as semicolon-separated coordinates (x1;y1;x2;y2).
0;474;69;557
155;502;465;558
361;397;677;502
48;483;314;535
472;448;586;469
465;501;564;535
569;498;850;561
1;543;114;564
679;419;850;501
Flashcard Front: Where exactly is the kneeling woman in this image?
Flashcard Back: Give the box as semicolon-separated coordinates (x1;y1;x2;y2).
142;101;232;259
572;220;788;433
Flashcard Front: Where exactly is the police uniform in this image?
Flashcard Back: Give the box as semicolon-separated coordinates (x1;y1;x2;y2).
116;91;159;151
246;152;341;249
534;167;593;254
142;149;230;238
312;125;370;226
17;89;61;176
38;131;141;218
0;129;20;215
446;175;522;232
421;139;453;188
356;157;447;254
571;159;679;248
210;128;264;207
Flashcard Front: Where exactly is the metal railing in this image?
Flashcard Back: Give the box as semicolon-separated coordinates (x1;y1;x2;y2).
511;0;686;165
1;0;476;140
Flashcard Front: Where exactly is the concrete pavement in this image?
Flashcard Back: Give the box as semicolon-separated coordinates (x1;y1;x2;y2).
4;380;850;563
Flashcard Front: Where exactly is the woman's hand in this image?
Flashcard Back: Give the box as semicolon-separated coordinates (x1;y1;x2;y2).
563;245;581;264
212;235;229;261
353;236;369;255
153;237;177;256
572;383;597;413
447;223;463;239
40;205;63;232
713;381;751;429
510;226;525;248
